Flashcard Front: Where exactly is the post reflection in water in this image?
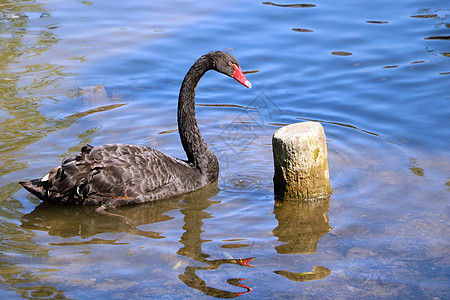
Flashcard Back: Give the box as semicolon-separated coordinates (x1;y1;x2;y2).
272;197;332;282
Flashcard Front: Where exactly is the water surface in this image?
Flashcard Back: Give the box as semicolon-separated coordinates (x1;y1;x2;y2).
0;0;448;298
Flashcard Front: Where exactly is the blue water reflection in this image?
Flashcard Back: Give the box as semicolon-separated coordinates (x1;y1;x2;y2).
0;0;448;298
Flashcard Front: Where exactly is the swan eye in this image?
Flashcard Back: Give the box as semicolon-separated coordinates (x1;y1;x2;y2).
227;61;233;66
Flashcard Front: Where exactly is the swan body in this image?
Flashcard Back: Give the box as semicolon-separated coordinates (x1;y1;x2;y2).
20;51;251;209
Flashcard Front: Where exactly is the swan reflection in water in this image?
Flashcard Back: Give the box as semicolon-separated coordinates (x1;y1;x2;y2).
21;184;253;297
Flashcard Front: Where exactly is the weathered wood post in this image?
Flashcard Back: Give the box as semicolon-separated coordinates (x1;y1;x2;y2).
272;122;332;200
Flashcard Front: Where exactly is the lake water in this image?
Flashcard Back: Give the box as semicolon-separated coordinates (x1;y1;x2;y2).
1;0;449;298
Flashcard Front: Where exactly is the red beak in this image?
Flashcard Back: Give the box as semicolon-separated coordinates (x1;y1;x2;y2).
232;64;252;89
236;257;255;267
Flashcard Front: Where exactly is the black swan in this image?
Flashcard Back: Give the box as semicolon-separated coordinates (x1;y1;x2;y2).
20;51;251;213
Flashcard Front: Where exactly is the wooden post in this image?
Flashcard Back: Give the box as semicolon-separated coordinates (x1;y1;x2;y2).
272;122;332;200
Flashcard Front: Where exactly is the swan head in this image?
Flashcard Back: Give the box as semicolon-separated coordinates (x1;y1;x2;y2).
209;51;252;89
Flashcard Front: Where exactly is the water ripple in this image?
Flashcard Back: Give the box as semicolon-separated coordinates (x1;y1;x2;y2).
222;174;264;191
292;28;313;32
262;2;316;8
331;51;352;56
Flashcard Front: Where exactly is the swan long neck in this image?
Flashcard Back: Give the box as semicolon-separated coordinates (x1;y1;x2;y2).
177;54;218;181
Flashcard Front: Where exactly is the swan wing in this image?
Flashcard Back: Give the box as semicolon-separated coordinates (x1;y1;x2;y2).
27;144;194;206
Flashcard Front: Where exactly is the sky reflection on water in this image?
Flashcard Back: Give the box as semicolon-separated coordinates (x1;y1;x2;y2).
0;0;448;298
